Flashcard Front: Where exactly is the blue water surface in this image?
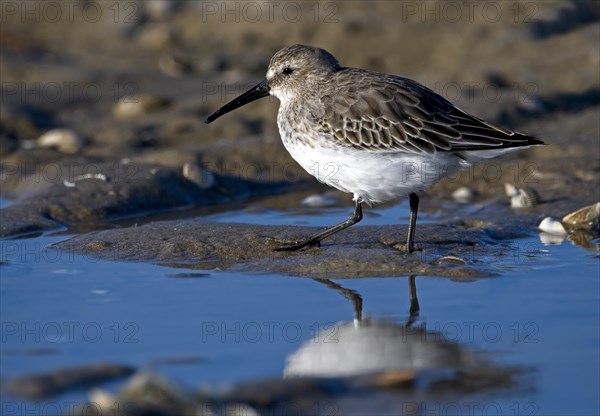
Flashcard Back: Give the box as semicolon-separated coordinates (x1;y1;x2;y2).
0;205;598;415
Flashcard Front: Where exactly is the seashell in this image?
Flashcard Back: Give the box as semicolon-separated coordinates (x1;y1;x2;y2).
504;183;518;197
113;94;171;119
562;203;600;231
37;129;83;154
182;162;215;189
538;217;567;236
437;255;467;265
301;194;337;207
63;173;108;188
452;186;476;204
505;183;540;208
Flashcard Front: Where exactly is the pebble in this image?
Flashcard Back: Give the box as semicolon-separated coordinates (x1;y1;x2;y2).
159;53;195;77
36;129;84;154
452;187;476;204
113;94;171;119
135;23;174;49
182;162;215;189
538;217;568;236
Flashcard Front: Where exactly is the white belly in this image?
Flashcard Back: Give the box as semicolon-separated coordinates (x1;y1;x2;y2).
281;135;469;205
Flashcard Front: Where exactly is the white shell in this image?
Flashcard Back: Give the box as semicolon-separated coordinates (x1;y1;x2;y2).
182;162;215;189
562;203;600;231
63;173;108;188
452;187;475;204
538;217;568;236
37;129;83;154
504;183;518;197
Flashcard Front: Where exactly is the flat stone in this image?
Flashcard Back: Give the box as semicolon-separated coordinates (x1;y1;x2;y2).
54;218;533;278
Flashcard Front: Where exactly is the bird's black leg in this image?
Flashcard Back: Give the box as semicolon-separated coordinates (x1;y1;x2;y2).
312;278;363;322
406;275;420;327
275;200;363;252
406;192;419;253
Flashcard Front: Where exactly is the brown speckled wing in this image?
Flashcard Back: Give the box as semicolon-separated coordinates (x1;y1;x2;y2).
318;70;540;153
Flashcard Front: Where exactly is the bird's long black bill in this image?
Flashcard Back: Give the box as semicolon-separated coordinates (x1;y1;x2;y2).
204;80;270;124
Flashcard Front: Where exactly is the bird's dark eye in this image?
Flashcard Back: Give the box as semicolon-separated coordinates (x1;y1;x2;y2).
282;67;294;75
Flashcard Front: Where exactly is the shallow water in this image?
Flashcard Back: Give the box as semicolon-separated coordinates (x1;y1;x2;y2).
0;204;598;415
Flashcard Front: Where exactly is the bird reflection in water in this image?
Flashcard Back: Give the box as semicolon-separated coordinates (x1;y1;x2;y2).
285;276;515;389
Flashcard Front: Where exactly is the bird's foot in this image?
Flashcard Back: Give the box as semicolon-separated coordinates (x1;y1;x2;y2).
405;244;423;253
389;242;422;253
273;238;321;252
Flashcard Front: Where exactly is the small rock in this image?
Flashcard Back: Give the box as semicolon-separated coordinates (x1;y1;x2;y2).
538;217;568;236
113;94;171;119
135;23;174;49
159;53;195;77
452;187;476;204
562;203;600;231
301;194;337;207
37;129;84;154
182;162;215;189
143;0;178;20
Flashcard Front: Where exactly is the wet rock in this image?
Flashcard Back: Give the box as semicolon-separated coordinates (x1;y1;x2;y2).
3;363;134;399
562;202;600;231
0;162;286;237
54;219;533;278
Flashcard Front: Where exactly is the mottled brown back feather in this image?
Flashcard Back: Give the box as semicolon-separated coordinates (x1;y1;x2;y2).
317;68;543;153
